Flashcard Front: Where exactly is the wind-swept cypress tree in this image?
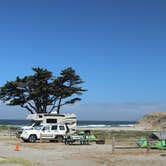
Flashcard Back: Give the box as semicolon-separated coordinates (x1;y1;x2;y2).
0;67;86;114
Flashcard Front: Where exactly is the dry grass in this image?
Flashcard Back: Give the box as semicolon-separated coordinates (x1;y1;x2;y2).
0;157;40;166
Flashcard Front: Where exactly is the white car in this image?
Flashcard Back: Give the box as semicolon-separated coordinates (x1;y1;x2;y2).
20;124;67;143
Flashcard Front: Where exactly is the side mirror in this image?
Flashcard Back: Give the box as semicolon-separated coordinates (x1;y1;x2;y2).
42;128;45;131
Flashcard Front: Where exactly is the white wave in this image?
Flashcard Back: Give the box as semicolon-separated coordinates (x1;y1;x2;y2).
78;124;111;128
119;124;134;127
78;124;134;128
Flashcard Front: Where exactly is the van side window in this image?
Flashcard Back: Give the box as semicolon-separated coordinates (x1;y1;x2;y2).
43;126;50;131
59;126;65;130
51;125;57;130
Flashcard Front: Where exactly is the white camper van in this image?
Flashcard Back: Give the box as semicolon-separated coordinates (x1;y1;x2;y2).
17;113;77;137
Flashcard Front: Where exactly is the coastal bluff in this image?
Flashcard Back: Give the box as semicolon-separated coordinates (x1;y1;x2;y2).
136;112;166;130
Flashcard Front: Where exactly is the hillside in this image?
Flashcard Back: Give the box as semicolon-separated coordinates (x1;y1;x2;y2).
136;112;166;130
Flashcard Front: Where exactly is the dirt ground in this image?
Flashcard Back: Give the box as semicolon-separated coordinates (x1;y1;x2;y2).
0;135;166;166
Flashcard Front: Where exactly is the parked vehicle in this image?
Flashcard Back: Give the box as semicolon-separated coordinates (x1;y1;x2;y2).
20;124;67;143
16;113;76;138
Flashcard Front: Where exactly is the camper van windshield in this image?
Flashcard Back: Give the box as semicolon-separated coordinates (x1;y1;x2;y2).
33;121;42;127
34;125;43;130
25;121;42;127
25;121;35;126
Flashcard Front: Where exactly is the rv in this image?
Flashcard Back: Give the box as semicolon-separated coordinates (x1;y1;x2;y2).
16;113;77;137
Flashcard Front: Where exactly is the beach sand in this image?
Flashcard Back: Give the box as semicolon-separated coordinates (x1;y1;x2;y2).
0;127;165;166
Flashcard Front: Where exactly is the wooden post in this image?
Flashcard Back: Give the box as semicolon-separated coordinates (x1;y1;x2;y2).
40;133;42;143
8;125;10;137
112;136;115;153
146;136;150;153
87;134;90;145
9;128;12;139
109;132;111;144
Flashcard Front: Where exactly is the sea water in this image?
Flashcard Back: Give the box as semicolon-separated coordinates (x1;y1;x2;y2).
0;119;136;128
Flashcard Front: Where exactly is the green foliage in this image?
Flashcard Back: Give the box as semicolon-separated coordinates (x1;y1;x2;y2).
0;67;86;114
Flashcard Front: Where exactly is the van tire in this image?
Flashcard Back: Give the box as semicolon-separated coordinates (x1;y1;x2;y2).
56;135;63;142
28;135;37;143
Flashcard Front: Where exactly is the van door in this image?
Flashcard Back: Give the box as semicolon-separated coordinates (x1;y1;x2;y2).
51;125;58;137
58;125;66;135
41;126;54;139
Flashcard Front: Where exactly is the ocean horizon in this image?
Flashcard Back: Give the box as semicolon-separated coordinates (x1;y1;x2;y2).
0;119;137;128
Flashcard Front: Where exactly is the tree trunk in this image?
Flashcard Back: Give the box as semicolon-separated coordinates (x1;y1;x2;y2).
57;97;62;114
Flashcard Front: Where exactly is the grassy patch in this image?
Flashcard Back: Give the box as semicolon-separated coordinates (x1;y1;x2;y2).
92;130;152;139
90;130;153;145
0;125;18;130
0;157;40;166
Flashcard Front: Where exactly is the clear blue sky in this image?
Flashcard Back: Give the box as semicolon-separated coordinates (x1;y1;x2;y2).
0;0;166;120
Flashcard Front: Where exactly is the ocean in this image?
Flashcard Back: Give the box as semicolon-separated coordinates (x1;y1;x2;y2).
0;119;136;128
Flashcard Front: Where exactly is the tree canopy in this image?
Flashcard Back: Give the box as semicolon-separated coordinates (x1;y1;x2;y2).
0;67;86;114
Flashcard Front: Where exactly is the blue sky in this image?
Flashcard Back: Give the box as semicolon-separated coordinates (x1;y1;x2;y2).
0;0;166;120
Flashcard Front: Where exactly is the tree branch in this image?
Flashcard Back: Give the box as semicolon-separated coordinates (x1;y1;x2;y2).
49;99;58;113
57;96;62;114
27;102;37;112
21;105;34;114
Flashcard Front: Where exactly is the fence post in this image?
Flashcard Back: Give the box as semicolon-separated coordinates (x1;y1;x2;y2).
8;125;10;137
112;136;115;153
146;136;150;153
40;133;42;143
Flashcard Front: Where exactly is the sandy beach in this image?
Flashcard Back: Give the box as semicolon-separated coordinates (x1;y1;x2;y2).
0;127;166;166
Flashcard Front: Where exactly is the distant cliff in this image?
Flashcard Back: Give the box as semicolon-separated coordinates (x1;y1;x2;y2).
136;112;166;130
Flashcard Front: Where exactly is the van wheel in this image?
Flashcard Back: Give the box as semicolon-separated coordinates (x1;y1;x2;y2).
28;135;37;143
57;136;63;142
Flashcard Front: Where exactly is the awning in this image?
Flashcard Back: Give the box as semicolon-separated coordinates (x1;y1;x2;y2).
153;132;166;140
